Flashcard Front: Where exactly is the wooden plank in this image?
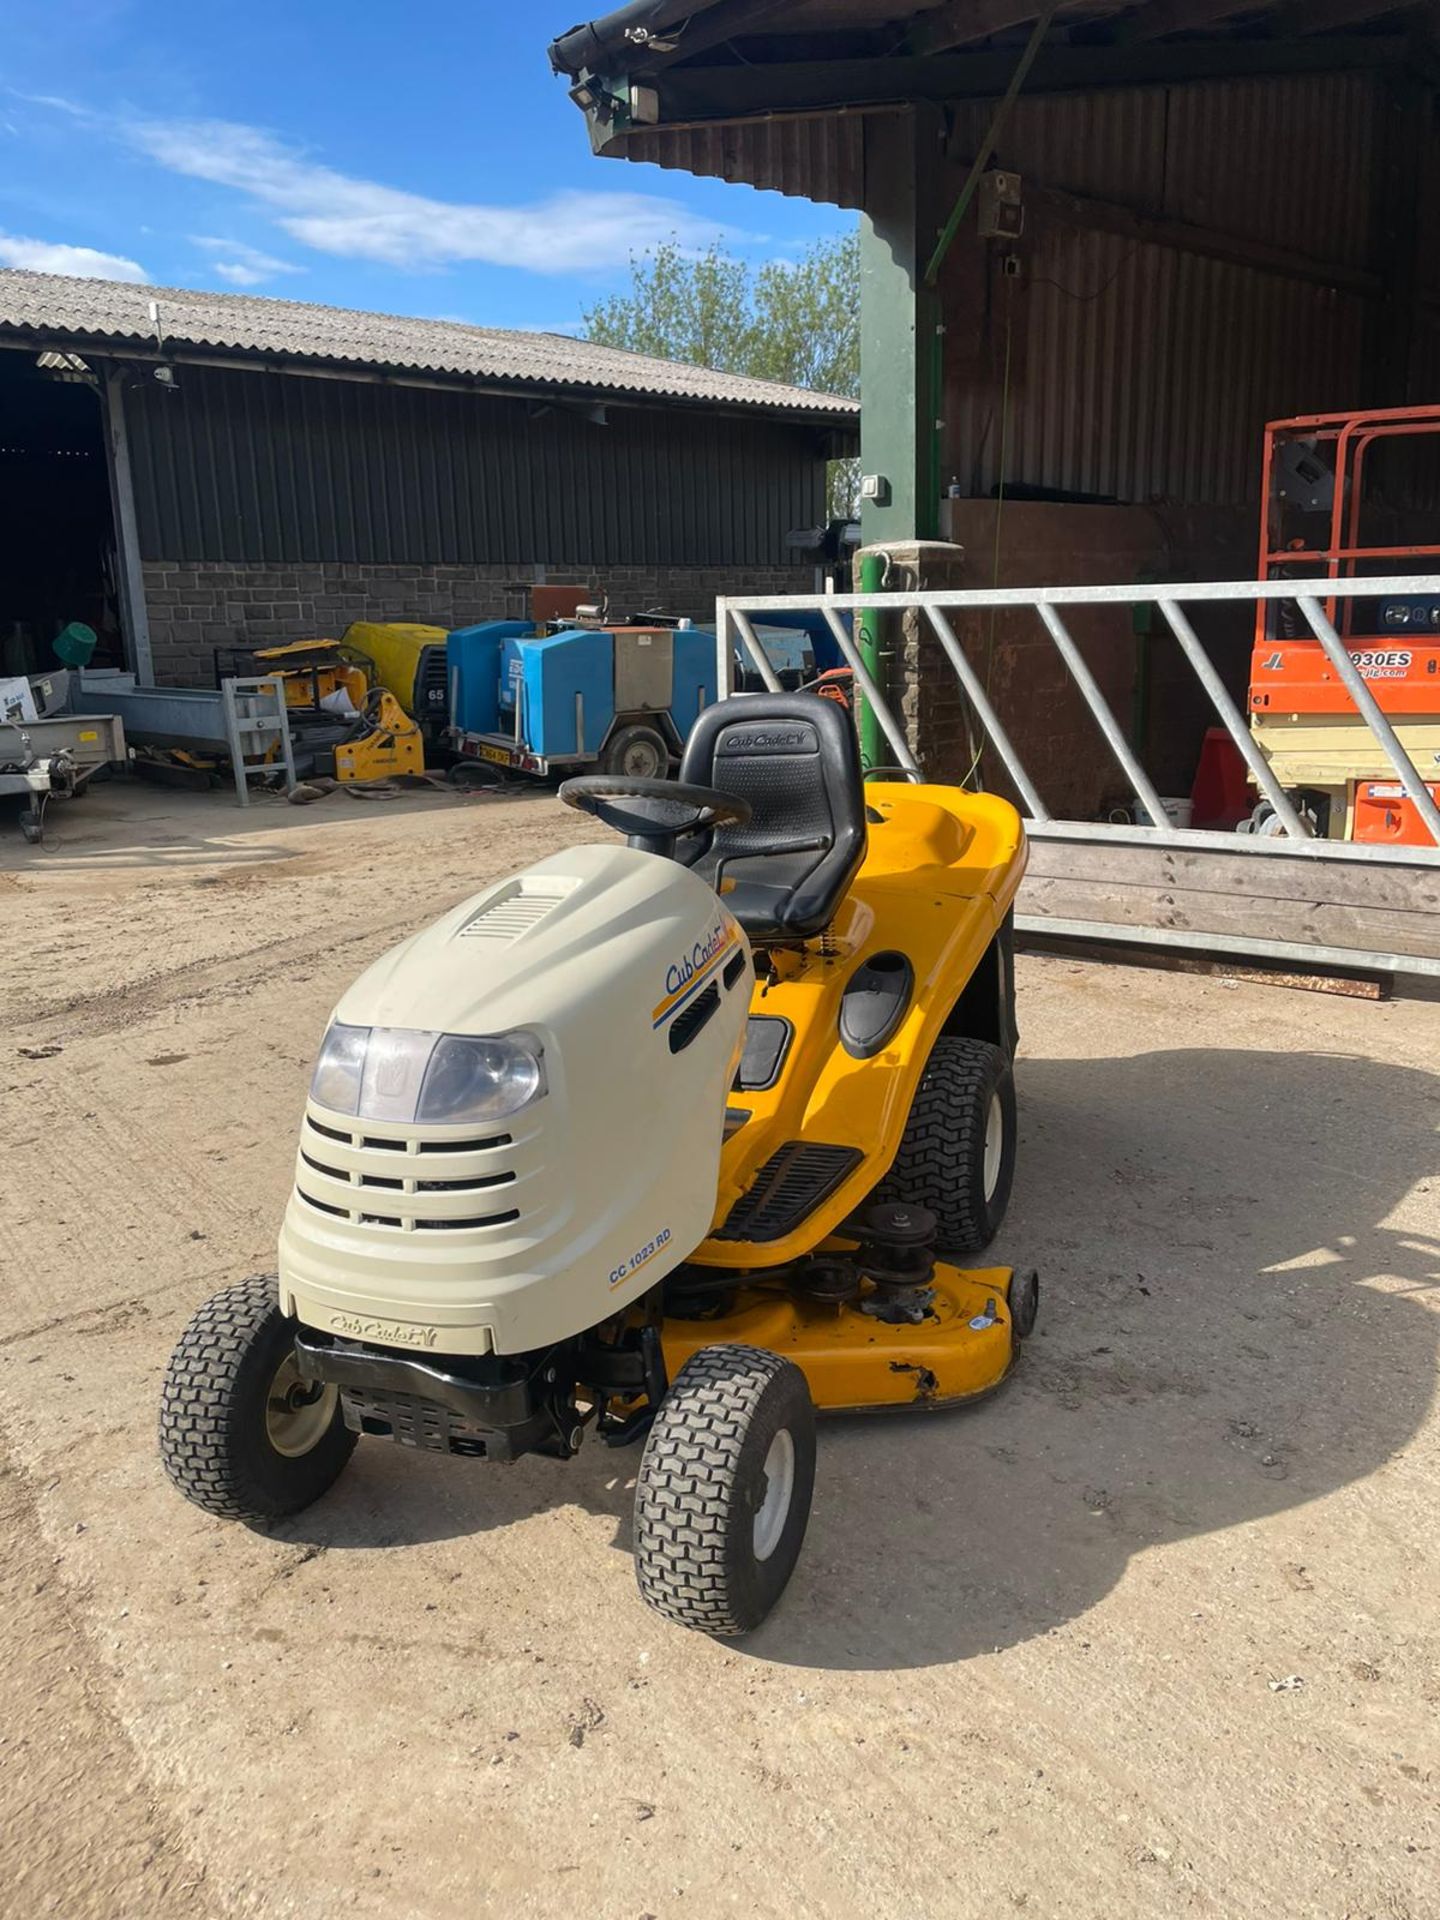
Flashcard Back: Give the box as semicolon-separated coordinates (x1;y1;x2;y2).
1022;836;1440;912
1018;871;1440;961
1018;932;1390;998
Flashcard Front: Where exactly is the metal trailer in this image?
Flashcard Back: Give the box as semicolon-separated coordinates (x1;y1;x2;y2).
446;621;718;778
71;671;295;805
0;709;128;842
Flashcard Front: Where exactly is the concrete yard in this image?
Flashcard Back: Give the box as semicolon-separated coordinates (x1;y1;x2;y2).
1;778;1436;1920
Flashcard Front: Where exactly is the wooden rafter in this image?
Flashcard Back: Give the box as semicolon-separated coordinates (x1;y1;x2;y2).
905;0;1055;56
1267;0;1408;34
1122;0;1263;42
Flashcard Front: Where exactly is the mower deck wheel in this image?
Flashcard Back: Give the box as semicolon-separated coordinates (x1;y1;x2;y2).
878;1034;1016;1253
158;1274;356;1523
1008;1266;1040;1340
633;1345;815;1636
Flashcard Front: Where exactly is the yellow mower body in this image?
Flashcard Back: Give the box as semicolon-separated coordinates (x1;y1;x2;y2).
702;782;1023;1265
660;778;1028;1412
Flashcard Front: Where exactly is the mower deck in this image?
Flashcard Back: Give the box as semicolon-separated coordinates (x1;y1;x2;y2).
660;1262;1020;1413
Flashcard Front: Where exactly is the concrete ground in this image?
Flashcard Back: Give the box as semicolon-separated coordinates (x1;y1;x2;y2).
1;776;1436;1920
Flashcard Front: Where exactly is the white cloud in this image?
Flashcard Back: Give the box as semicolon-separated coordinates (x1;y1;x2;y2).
0;230;148;280
129;117;737;275
191;235;304;287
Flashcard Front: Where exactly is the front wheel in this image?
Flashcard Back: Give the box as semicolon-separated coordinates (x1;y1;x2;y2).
634;1346;816;1636
158;1274;356;1523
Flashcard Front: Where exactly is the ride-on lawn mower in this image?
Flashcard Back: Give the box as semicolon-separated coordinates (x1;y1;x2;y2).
160;694;1034;1633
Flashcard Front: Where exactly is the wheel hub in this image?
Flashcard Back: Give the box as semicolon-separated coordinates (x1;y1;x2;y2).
752;1428;795;1561
265;1354;337;1458
982;1091;1004;1202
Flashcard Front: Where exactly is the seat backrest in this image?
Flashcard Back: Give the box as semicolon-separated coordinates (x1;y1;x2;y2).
678;694;867;942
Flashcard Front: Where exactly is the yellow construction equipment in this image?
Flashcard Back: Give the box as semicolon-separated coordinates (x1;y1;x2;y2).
334;689;425;783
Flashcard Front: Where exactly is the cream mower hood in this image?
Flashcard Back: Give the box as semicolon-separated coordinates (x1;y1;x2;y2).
278;842;751;1355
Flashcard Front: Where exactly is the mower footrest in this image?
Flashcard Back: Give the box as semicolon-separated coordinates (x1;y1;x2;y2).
715;1141;862;1244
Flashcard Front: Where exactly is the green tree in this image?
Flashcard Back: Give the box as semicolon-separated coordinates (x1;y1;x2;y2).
583;233;859;518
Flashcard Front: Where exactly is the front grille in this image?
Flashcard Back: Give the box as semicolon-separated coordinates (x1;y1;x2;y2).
295;1112;522;1234
417;644;449;709
716;1141;863;1243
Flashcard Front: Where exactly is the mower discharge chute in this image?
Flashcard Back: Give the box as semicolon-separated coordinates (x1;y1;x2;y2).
160;694;1036;1634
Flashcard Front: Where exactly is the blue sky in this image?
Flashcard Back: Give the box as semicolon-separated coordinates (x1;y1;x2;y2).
0;1;850;331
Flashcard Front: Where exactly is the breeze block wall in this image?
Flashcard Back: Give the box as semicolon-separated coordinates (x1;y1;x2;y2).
141;559;815;686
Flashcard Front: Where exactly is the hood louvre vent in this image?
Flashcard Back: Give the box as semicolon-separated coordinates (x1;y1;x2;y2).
458;878;574;943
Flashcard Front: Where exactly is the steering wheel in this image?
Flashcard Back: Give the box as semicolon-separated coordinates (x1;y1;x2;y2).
558;775;751;853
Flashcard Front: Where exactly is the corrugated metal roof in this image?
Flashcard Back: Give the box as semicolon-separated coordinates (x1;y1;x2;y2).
0;269;857;422
629;110;870;208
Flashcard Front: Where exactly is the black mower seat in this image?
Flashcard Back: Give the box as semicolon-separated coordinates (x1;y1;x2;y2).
677;693;867;944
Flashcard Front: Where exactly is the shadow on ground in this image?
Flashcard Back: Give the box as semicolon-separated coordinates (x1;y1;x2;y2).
276;1045;1440;1670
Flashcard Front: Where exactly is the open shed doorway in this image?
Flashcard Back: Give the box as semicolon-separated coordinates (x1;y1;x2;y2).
0;347;122;680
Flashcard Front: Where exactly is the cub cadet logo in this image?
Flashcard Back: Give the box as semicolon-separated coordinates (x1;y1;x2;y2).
652;921;739;1028
1353;649;1413;678
722;727;808;752
665;922;728;998
329;1312;439;1349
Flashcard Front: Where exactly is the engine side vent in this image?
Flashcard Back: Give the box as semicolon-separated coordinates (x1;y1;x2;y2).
716;1142;863;1244
669;981;721;1054
459;878;574;942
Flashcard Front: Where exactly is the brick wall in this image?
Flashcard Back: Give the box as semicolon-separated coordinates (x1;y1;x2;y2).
142;559;816;686
885;506;1254;820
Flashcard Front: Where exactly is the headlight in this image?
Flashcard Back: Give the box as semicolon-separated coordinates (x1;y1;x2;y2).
309;1025;545;1124
418;1034;544;1125
310;1022;369;1115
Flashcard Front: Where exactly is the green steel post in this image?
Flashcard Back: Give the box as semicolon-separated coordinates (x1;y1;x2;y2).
856;549;886;772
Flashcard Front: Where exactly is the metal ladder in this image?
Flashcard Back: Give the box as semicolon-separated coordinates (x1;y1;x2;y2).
221;675;296;805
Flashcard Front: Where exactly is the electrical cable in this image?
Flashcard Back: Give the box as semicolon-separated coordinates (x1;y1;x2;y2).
1028;241;1144;305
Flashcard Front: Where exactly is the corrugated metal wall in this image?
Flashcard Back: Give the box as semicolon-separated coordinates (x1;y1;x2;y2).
941;72;1397;506
947;72;1382;270
623;71;1415;508
947;228;1372;504
124;365;827;567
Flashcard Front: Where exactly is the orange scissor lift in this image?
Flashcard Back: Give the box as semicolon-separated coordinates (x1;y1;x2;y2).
1251;405;1440;845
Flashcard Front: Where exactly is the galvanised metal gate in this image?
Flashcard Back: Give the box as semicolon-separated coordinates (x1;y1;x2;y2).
715;576;1440;979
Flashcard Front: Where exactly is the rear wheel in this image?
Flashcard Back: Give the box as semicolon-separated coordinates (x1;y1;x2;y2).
634;1345;815;1635
879;1035;1016;1253
601;722;669;780
158;1274;356;1523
